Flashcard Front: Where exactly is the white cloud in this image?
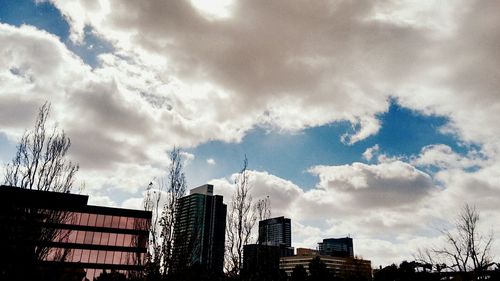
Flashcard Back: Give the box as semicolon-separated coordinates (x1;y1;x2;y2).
206;158;216;165
362;144;380;161
206;164;443;266
411;144;485;170
3;0;500;268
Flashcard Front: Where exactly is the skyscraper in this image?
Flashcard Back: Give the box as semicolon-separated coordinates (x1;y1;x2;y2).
258;216;293;257
171;184;226;274
258;216;292;247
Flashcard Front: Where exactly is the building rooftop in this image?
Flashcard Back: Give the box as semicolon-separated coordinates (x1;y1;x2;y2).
189;184;214;196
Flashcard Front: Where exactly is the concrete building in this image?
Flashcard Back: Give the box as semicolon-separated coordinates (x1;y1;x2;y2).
171;184;226;274
280;254;372;280
296;248;320;256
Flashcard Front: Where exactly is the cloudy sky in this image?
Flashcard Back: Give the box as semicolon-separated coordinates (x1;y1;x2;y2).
1;0;500;267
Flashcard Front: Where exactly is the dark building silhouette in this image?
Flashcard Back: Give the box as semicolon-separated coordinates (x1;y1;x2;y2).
259;216;291;247
318;237;354;257
0;185;151;281
171;184;226;275
258;216;294;257
242;216;294;279
242;244;282;280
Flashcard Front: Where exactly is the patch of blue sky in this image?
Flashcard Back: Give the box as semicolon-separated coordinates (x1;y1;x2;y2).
0;0;113;68
0;132;16;164
67;26;114;68
185;102;475;190
0;0;70;40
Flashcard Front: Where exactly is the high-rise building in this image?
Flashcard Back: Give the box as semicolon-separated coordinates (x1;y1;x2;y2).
171;184;226;274
258;216;293;257
258;216;292;247
318;237;354;257
0;185;151;281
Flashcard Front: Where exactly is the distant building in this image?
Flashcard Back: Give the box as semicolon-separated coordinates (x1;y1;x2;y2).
0;185;151;281
171;184;226;274
258;216;294;256
280;254;372;280
318;237;354;257
296;248;320;256
242;216;294;278
259;216;292;247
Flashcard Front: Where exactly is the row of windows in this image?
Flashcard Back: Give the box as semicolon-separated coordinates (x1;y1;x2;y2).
60;212;149;231
46;247;146;265
54;229;147;248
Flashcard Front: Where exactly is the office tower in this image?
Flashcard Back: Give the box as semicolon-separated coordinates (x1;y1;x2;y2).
171;184;226;274
0;185;151;281
318;237;354;257
258;216;292;247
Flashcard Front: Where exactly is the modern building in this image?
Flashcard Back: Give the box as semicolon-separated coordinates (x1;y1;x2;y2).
258;216;294;257
259;216;292;247
280;254;372;280
0;185;151;281
171;184;226;274
318;237;354;257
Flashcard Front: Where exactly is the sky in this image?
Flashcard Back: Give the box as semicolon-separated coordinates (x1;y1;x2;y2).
1;0;500;267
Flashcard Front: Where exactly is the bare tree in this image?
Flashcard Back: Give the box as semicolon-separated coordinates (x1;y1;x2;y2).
254;196;271;222
4;102;79;192
143;147;187;278
225;156;257;278
254;196;271;244
418;204;495;280
2;102;79;279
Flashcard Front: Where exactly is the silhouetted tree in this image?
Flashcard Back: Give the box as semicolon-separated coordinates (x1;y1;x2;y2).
373;261;440;281
418;204;495;280
309;257;333;281
143;147;187;279
254;195;271;222
94;270;128;281
291;265;307;281
4;102;79;193
1;102;79;281
226;156;257;278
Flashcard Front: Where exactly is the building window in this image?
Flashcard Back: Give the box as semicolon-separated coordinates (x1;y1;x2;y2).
104;215;113;227
88;214;97;227
96;214;105;227
80;213;90;226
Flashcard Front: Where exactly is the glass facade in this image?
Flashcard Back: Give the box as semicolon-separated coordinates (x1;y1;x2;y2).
42;210;150;280
0;185;151;281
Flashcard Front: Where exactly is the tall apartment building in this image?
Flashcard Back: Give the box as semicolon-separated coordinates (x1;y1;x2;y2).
318;237;354;257
0;185;151;281
171;184;226;274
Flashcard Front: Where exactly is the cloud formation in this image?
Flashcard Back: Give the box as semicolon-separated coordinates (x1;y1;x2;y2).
2;0;500;267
